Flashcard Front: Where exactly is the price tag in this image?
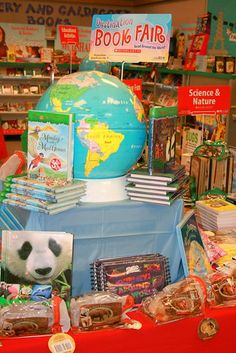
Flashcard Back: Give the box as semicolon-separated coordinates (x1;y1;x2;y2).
48;333;76;353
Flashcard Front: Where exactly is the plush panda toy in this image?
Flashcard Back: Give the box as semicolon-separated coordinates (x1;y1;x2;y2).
2;231;73;285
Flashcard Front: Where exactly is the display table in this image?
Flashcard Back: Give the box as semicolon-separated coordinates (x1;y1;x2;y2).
1;305;235;353
1;199;184;295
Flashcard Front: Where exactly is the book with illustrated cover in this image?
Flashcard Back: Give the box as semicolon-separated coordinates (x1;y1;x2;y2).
148;107;177;173
1;230;74;301
10;176;85;194
2;199;78;215
90;253;171;304
176;210;212;278
4;184;85;203
196;199;236;215
27;110;75;181
2;192;80;210
205;229;236;267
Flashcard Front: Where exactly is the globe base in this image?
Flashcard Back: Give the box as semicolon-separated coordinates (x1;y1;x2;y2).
79;175;128;203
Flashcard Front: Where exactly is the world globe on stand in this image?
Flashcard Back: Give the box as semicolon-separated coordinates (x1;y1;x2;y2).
36;70;147;201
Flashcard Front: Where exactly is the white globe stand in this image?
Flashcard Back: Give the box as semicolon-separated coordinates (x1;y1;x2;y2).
79;175;128;203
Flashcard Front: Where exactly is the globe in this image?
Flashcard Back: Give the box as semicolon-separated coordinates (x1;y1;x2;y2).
79;57;111;73
36;71;147;182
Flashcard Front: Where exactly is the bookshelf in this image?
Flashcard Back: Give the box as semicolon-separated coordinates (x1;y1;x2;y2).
0;62;80;136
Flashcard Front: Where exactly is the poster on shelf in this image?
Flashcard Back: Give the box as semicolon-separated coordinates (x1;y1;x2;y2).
178;86;231;116
0;22;46;62
122;79;142;100
89;13;172;63
54;25;91;63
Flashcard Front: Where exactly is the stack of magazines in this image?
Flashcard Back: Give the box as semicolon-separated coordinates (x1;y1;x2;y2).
90;253;171;304
196;198;236;230
126;164;188;206
0;175;86;215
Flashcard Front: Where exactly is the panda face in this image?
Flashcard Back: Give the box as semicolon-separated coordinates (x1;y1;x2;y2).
4;231;73;284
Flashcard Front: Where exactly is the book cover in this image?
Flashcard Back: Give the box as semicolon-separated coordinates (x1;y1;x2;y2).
1;230;74;301
7;184;85;203
91;254;171;304
2;199;78;215
148;115;177;173
176;210;212;278
196;199;236;215
2;193;78;211
10;176;85;194
27;110;75;181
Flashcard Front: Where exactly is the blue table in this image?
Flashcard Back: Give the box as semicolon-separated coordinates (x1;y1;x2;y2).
0;199;184;296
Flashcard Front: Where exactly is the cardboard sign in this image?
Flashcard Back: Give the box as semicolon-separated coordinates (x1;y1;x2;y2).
89;14;172;63
59;25;79;45
178;86;231;115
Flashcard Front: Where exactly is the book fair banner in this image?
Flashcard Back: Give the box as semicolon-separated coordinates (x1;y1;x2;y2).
89;13;172;63
178;86;231;115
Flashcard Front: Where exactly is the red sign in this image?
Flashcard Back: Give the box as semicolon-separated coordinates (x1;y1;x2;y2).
178;86;231;115
59;25;79;45
122;79;143;101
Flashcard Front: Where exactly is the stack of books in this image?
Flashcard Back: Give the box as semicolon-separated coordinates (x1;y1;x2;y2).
0;175;86;215
196;198;236;230
126;164;188;206
90;253;171;304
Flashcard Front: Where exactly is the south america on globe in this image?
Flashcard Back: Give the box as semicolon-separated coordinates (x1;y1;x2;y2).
36;70;147;179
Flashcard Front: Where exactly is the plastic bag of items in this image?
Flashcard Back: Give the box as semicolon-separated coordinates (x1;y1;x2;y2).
0;296;70;337
70;291;136;331
207;264;236;308
142;277;205;325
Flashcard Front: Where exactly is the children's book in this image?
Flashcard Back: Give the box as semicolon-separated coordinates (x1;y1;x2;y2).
176;210;212;278
1;230;74;301
91;253;171;304
4;183;85;203
27;110;75;181
2;194;78;211
196;199;236;215
2;199;78;215
10;176;85;194
148;107;177;173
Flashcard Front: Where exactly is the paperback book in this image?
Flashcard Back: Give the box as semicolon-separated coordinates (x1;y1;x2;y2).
27;110;75;181
1;230;74;301
2;199;78;215
3;183;86;203
10;176;85;194
2;193;80;210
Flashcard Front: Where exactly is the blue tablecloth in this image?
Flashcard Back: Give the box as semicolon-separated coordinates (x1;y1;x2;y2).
0;199;184;296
